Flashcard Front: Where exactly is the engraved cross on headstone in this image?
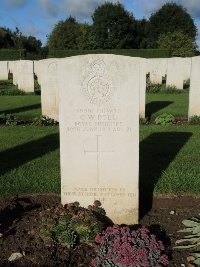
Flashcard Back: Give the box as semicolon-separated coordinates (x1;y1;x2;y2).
84;135;114;184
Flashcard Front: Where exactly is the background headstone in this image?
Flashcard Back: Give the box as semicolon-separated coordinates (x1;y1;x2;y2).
188;56;200;117
40;59;59;121
0;61;8;80
147;58;167;84
17;60;34;93
181;57;192;82
167;57;184;89
58;54;140;224
8;61;18;85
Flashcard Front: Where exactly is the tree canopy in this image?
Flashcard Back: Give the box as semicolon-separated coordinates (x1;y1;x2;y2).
157;31;196;57
148;3;197;47
48;17;80;51
92;2;137;49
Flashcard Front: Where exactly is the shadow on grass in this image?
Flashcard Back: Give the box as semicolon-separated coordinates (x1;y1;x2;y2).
146;101;173;120
139;132;192;219
0;103;41;115
0;133;59;176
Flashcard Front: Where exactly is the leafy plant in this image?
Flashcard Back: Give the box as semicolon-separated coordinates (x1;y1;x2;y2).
139;117;148;125
39;201;105;248
33;115;58;126
146;81;162;93
0;113;19;125
91;225;169;267
174;217;200;266
189;116;200;125
155;113;175;125
0;88;27;96
165;85;182;93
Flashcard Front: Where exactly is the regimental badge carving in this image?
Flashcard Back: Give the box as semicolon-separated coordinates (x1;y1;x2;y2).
83;59;114;105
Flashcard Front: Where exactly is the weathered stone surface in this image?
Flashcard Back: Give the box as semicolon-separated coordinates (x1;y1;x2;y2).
189;56;200;117
17;60;34;92
39;59;59;121
58;55;140;224
0;61;8;80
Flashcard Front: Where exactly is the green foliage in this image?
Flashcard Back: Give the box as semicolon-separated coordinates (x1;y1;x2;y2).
0;27;14;48
0;27;43;59
33;115;58;126
148;3;197;48
139;117;148;125
189;116;200;125
158;31;196;57
77;24;95;50
0;80;33;95
155;113;175;125
48;17;80;52
48;49;170;58
39;201;105;248
92;2;137;49
0;113;19;125
146;82;162;93
174;217;200;266
0;49;26;60
0;88;27;96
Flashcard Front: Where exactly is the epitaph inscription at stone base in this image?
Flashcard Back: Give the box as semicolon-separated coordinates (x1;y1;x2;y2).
58;55;140;224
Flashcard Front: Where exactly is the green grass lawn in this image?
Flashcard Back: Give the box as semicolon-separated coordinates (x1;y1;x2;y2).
146;92;189;119
0;126;59;195
0;95;41;119
0;124;200;197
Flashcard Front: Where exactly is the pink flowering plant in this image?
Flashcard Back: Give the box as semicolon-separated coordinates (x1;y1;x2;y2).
91;225;169;267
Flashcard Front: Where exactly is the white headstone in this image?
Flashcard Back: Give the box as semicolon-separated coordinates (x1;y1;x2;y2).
189;56;200;117
0;61;8;80
147;58;167;84
139;58;147;119
58;55;140;224
40;59;59;121
8;61;18;85
181;57;192;81
167;57;184;89
34;60;42;85
17;60;34;93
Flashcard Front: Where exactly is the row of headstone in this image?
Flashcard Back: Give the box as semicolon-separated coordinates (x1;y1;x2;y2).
2;55;200;224
4;56;200;121
147;57;192;90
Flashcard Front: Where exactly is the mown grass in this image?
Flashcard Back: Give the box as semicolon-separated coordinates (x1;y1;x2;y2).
0;126;60;196
146;92;189;119
0;125;200;197
0;95;41;119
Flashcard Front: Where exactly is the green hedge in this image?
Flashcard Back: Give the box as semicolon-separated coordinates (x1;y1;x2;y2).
48;49;171;58
0;49;26;60
0;50;47;61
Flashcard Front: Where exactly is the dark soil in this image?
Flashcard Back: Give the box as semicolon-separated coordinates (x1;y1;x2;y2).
0;194;199;267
